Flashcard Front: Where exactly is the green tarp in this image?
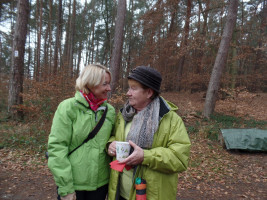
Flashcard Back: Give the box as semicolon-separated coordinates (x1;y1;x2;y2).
221;128;267;151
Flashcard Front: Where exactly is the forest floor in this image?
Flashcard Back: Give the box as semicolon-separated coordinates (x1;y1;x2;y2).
0;91;267;200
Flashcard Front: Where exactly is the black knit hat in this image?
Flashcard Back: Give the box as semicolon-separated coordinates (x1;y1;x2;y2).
128;66;162;93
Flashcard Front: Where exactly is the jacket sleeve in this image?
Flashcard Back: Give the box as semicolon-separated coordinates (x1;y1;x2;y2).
106;120;116;151
107;113;120;144
142;113;191;174
47;102;75;196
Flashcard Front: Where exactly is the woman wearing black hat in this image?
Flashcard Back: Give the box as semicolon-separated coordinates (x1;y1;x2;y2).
107;66;191;200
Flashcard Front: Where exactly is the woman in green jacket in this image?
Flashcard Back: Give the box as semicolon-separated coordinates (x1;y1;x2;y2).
107;66;191;200
48;64;115;200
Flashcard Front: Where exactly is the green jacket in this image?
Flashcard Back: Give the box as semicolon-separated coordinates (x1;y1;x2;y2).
48;91;115;196
108;97;191;200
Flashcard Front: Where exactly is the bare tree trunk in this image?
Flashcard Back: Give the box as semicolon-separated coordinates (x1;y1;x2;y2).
110;0;126;93
86;0;96;64
76;0;87;75
63;2;71;72
255;0;267;72
53;0;62;75
124;0;135;91
230;30;237;89
203;0;239;118
69;0;76;77
168;0;179;35
196;0;209;74
102;0;111;64
177;0;192;91
43;0;53;80
90;21;95;64
8;0;29;120
85;39;89;65
35;0;42;81
76;40;82;76
48;0;53;77
0;37;2;80
164;0;179;90
26;33;31;78
44;22;49;80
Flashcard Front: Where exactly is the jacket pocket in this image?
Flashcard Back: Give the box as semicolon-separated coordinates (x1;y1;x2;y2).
70;145;99;186
141;168;159;199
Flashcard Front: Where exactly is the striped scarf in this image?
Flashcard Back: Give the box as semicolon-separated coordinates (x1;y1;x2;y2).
122;97;160;149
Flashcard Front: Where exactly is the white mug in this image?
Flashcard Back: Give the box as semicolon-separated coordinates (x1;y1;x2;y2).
116;141;131;161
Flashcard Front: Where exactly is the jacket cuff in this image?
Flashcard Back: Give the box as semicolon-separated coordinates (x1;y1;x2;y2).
142;150;151;166
58;184;75;197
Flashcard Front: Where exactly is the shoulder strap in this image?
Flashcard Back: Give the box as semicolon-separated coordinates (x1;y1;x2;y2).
68;106;108;156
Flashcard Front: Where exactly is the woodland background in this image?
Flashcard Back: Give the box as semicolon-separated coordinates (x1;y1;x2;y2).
1;0;266;106
0;0;266;118
0;0;267;199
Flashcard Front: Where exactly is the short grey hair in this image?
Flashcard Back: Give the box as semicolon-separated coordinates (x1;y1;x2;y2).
75;64;111;94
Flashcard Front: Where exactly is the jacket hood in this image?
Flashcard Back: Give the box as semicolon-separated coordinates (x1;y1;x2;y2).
159;96;178;118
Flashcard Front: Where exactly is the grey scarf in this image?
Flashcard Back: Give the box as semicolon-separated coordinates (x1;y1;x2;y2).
122;97;160;149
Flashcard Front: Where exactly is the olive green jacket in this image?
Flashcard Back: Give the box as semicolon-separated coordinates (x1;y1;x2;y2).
48;91;115;196
108;97;191;200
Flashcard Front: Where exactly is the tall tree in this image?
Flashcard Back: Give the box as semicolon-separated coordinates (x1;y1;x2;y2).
62;2;71;71
255;0;267;72
8;0;29;119
230;29;238;89
35;0;42;81
102;0;113;64
69;0;76;77
43;0;53;79
110;0;126;92
76;0;88;75
196;0;209;73
53;0;62;75
177;0;192;91
203;0;239;118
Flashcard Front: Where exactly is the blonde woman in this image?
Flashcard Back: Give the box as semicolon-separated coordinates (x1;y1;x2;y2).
48;64;116;200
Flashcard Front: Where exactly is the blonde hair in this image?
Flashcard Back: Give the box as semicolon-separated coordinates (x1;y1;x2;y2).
75;64;111;94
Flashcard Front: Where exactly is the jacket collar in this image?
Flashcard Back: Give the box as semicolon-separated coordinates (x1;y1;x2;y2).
159;96;170;118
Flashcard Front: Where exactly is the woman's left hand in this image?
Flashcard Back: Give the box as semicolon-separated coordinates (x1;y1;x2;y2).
120;140;144;166
108;141;116;157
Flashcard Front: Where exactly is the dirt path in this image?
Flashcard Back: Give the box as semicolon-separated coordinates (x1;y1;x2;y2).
177;147;267;200
0;149;57;200
0;167;56;199
1;149;266;200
